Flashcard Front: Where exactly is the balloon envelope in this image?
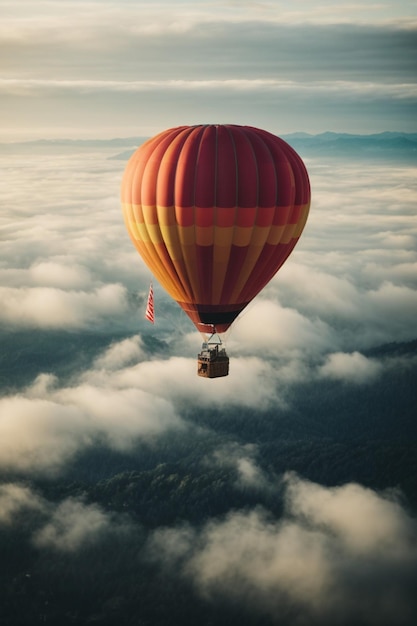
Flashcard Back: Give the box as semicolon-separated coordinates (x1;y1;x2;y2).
121;124;310;333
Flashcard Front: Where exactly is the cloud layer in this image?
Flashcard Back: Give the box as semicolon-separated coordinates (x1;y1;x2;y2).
0;482;130;552
1;143;416;474
3;469;417;624
148;473;417;625
1;1;416;137
0;373;183;474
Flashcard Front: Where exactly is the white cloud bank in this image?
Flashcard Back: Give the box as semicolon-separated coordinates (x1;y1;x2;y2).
1;140;416;351
32;497;121;552
0;482;44;524
1;314;413;476
0;482;130;552
319;351;383;384
0;284;128;329
0;138;416;478
89;354;284;411
148;473;417;625
207;442;270;491
0;371;183;474
93;334;146;369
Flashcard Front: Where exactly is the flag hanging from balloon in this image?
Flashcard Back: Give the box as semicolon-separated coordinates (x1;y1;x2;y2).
145;283;154;324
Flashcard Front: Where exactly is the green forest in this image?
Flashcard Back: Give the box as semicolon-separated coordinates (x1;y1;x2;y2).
1;331;416;625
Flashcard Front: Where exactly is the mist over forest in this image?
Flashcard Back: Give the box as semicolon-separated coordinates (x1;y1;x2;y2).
1;135;416;626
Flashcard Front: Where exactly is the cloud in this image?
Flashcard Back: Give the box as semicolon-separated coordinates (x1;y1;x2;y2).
272;263;363;318
0;77;415;140
0;148;150;331
0;284;128;329
85;354;284;411
247;272;417;352
1;79;416;99
260;158;417;352
0;481;132;553
0;370;183;474
2;6;416;81
0;483;44;524
0;133;416;478
55;383;183;450
148;474;417;625
284;473;414;556
32;497;118;552
208;443;269;491
29;260;93;289
368;281;417;328
231;299;335;358
93;334;146;370
318;351;383;383
26;373;59;398
0;261;93;290
0;396;92;472
363;260;417;290
1;3;416;137
0;316;298;476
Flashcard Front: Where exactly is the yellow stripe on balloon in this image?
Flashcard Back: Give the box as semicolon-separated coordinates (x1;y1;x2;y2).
159;223;183;260
266;224;287;245
156;205;177;226
248;225;272;247
293;203;310;237
232;226;254;247
177;225;196;246
280;222;298;245
213;226;234;247
195;225;214;246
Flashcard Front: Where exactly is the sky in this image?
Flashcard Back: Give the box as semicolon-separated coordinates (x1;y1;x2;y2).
1;0;417;140
1;2;417;624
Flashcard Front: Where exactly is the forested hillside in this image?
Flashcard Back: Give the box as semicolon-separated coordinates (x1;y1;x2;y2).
1;332;416;626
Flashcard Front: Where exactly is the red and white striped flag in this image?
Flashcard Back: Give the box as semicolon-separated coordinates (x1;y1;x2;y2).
145;283;154;324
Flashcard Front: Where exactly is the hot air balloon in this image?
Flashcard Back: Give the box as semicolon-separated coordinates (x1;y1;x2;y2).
121;124;310;378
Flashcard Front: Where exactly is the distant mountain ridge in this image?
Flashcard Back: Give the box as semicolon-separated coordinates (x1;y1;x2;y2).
105;131;417;161
282;131;417;160
109;131;417;161
1;132;416;161
285;131;417;141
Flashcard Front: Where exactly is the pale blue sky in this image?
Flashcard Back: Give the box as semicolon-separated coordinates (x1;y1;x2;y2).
1;0;416;139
